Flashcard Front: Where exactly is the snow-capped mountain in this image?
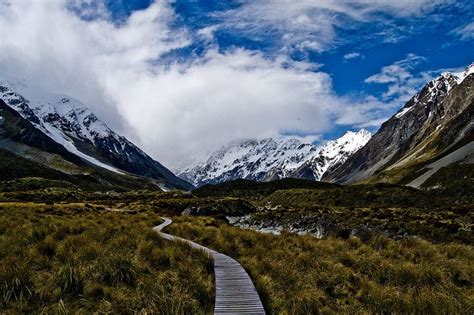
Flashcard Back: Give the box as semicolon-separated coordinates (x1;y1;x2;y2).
0;81;193;190
291;130;372;180
325;62;474;187
178;130;371;187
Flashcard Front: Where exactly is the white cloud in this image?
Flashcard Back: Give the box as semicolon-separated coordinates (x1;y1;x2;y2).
0;1;452;170
101;49;344;168
197;25;219;41
333;53;457;128
343;52;362;60
335;95;393;128
217;0;452;53
0;0;190;134
0;0;349;169
350;0;452;16
364;54;428;101
451;21;474;40
358;54;462;125
66;0;110;20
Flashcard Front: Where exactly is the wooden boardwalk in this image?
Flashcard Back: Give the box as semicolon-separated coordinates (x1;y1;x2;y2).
153;218;266;315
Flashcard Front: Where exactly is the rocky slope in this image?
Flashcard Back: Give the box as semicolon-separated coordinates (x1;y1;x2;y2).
178;130;371;187
0;81;193;190
324;63;474;188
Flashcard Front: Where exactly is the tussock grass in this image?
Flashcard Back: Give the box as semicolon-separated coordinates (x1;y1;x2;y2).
0;203;214;314
2;197;472;314
168;216;474;314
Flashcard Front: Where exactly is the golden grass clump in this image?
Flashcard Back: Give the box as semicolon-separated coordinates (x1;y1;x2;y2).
168;216;474;314
0;203;214;314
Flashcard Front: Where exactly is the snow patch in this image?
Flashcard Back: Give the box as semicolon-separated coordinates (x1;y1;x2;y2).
179;129;371;186
395;106;413;118
0;81;124;174
452;63;474;85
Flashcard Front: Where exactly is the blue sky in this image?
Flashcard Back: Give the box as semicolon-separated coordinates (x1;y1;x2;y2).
122;0;474;85
0;0;473;167
104;0;474;139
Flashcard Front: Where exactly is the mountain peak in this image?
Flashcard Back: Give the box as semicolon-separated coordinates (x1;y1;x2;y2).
341;129;371;139
0;82;193;190
437;62;474;87
451;62;474;84
178;130;371;186
393;64;470;120
1;82;114;149
324;61;474;186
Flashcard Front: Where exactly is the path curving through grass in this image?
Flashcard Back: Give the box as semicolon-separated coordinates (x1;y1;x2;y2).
153;217;266;315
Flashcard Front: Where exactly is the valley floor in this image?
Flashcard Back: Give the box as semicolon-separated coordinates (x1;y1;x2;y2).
169;215;474;314
1;190;473;314
0;203;214;314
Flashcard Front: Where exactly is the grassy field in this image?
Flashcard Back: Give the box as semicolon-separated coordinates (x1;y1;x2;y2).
168;215;474;314
0;203;214;314
0;181;473;314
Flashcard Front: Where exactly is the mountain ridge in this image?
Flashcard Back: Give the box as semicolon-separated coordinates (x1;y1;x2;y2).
178;129;371;187
323;63;474;188
0;81;193;191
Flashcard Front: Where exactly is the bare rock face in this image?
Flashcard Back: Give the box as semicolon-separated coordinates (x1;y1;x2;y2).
324;63;474;186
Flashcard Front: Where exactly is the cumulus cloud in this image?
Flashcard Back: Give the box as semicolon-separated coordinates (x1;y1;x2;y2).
104;49;346;168
66;0;110;20
0;0;349;169
0;0;453;170
0;0;189;134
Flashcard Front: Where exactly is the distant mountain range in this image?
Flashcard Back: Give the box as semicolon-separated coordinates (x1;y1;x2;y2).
1;62;472;192
180;63;473;191
178;130;371;187
0;81;193;191
324;63;474;191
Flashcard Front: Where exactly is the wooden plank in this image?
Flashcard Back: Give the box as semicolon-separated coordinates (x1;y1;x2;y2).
154;218;266;315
